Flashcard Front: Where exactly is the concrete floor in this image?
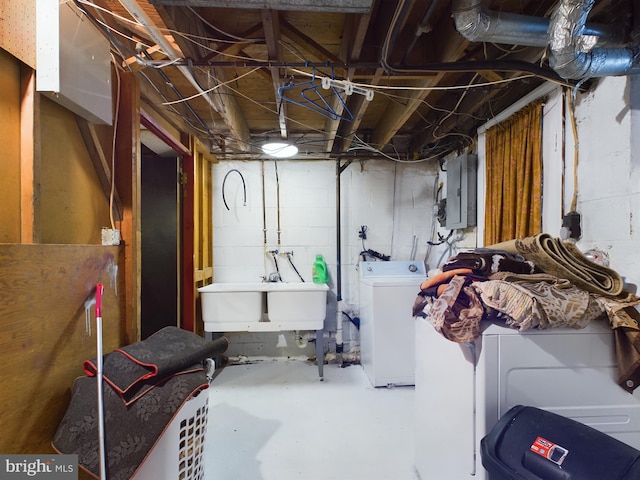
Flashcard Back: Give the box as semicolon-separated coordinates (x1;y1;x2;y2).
204;358;420;480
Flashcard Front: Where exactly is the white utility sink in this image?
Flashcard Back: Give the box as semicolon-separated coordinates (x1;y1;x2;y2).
198;282;329;332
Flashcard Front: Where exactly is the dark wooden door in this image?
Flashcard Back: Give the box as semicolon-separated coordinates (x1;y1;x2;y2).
141;146;180;339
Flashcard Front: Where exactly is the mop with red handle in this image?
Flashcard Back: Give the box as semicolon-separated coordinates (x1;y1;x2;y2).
95;283;107;479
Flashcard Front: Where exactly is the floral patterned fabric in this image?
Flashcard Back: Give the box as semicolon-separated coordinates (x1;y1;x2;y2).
427;275;485;343
412;236;640;393
53;370;208;480
472;272;606;331
53;327;228;479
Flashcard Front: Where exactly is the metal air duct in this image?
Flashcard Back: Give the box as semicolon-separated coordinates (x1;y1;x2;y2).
453;0;623;48
548;0;640;80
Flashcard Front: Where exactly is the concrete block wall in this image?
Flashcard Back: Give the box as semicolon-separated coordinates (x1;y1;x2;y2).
210;75;640;359
572;76;640;288
211;159;440;357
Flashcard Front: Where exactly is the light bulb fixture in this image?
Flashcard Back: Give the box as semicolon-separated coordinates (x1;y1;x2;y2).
261;141;298;158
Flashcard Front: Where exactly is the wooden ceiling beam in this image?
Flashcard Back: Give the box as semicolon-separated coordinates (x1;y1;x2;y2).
335;67;384;154
153;4;252;151
262;9;288;139
372;6;470;150
138;77;217;140
201;22;265;62
280;19;344;68
325;9;377;154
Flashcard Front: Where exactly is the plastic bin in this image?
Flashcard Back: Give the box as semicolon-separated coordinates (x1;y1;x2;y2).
481;405;640;480
133;387;210;480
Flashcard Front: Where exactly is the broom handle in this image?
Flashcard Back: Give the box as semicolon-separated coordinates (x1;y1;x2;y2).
95;284;106;480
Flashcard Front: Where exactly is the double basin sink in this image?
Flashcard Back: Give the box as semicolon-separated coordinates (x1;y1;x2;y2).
198;282;329;332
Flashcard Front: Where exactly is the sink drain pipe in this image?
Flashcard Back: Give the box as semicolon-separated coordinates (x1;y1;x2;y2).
335;158;353;366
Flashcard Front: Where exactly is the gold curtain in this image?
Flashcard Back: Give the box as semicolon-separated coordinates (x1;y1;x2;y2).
484;101;543;246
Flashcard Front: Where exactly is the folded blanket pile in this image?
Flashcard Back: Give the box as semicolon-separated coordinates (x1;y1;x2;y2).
486;233;624;297
442;249;538;277
414;234;640;393
83;326;228;405
53;327;228;479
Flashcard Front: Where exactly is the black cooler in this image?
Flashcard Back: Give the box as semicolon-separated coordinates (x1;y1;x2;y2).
481;405;640;480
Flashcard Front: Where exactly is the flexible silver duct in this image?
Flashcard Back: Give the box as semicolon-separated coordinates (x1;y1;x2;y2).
453;0;623;48
452;0;640;81
453;0;550;47
548;0;640;79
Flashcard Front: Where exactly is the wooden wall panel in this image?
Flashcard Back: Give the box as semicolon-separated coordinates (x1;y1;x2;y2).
194;148;214;336
0;48;22;243
115;71;141;344
40;97;113;244
0;1;36;69
0;244;126;454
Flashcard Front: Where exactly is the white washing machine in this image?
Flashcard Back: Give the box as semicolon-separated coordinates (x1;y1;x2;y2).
358;260;426;387
414;317;640;480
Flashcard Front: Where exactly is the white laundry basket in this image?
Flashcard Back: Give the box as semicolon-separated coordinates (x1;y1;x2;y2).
133;387;210;480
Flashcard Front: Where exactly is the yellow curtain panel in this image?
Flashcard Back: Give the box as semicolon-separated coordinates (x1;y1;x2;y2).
484;101;543;246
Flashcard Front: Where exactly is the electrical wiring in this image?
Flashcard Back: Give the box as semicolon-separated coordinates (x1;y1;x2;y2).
491;43;530;56
424;174;442;270
381;0;573;87
566;86;580;213
347;135;449;164
77;0;146;29
78;1;550;155
187;6;266;43
137;69;204;126
109;54;121;231
78;0;559;161
170;30;272;62
160;67;262;105
73;0;149;71
378;88;483;127
79;0;268;65
430;74;478;140
370;74;537;91
137;59;472;159
287;67;537;93
279;40;312;64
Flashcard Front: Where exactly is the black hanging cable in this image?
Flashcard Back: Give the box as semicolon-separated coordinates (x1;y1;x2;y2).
222;169;247;210
270;250;281;281
286;252;305;282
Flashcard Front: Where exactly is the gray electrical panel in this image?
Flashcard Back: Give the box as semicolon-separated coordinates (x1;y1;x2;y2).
445;153;477;229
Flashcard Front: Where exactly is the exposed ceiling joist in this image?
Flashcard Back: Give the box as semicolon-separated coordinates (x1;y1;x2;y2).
149;0;374;14
261;9;289;139
144;2;252;151
89;0;630;161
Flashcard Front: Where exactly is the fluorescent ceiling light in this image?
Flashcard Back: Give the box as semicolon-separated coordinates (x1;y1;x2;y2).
261;142;298;158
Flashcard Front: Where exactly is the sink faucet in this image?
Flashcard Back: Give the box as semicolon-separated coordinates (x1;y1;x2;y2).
268;272;281;282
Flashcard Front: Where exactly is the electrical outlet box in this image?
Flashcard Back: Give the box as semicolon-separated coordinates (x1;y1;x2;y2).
561;211;582;240
101;228;121;246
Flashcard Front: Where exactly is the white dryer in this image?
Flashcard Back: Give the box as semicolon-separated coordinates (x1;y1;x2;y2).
359;260;426;387
414;317;640;480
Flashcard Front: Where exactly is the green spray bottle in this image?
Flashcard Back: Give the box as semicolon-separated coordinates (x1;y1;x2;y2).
312;254;328;284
